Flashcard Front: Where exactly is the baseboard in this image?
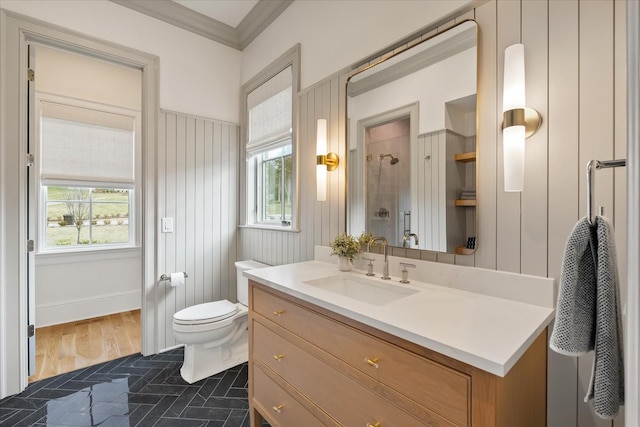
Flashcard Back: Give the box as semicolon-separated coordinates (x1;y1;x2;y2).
160;343;185;353
35;290;141;327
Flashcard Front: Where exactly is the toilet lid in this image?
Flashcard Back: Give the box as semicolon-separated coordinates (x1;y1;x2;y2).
173;300;238;324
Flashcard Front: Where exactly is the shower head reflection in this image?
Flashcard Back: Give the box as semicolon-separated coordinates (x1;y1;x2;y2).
379;153;399;165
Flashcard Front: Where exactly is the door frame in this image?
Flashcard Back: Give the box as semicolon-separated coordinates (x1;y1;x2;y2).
0;10;159;397
627;1;640;424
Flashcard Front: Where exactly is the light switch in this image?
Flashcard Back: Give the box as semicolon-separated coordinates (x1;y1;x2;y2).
161;217;174;233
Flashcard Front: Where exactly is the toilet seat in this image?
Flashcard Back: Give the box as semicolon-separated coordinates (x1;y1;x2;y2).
173;300;238;325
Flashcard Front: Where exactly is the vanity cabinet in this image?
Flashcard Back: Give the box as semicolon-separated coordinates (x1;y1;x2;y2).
248;280;547;427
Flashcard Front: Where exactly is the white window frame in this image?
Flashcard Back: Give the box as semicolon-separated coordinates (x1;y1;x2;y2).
36;92;142;253
240;44;300;231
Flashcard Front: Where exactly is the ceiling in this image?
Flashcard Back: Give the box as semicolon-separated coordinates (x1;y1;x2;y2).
173;0;259;28
110;0;292;51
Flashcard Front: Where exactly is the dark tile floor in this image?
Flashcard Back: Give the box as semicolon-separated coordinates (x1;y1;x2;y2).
0;349;262;427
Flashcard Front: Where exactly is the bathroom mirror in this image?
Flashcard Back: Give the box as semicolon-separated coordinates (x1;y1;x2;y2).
347;20;477;254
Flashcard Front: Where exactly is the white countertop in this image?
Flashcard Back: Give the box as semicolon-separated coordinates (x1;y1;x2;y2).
245;260;555;377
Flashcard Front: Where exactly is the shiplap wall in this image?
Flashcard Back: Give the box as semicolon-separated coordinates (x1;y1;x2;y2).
156;111;238;349
238;1;627;426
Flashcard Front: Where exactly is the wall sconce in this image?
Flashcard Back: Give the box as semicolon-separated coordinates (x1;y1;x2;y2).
316;118;339;201
502;43;541;192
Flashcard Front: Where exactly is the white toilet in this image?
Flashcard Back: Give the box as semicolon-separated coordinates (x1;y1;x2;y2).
172;260;268;383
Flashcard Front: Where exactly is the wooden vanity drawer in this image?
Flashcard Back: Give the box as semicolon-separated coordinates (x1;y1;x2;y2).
252;364;326;427
252;285;470;426
253;319;456;427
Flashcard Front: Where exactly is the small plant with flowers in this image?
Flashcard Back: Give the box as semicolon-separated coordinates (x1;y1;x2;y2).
329;232;362;262
358;231;376;248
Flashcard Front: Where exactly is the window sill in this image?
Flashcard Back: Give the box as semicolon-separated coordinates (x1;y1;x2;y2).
239;224;300;233
35;246;141;265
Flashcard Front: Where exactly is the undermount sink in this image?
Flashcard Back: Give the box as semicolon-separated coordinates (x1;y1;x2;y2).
303;273;419;306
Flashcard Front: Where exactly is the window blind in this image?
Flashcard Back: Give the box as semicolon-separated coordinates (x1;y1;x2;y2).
247;66;292;155
40;101;136;188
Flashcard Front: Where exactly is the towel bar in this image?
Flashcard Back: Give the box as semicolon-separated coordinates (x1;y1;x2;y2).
587;159;626;225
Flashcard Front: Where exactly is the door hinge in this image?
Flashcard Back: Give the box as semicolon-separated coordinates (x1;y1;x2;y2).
28;324;35;338
26;153;34;167
27;240;34;252
27;69;34;81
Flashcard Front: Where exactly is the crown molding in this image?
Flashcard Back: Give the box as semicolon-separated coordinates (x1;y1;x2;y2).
109;0;291;51
237;0;293;50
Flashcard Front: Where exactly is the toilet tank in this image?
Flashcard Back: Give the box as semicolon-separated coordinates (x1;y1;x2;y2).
235;260;269;305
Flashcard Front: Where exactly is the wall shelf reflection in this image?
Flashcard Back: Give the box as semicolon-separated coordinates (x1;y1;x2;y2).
455;246;476;255
455;199;476;207
454;151;476;163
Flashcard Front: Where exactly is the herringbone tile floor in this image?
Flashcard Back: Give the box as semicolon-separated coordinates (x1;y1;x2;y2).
0;349;262;426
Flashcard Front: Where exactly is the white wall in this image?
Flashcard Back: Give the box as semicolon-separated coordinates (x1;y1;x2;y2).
626;3;640;424
0;0;242;122
241;0;471;89
35;250;141;326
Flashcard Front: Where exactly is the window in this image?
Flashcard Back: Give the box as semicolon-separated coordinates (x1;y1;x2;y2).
38;97;139;250
255;144;292;224
241;45;300;229
44;186;131;247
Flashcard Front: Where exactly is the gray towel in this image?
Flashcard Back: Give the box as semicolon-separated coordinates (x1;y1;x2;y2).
549;216;624;419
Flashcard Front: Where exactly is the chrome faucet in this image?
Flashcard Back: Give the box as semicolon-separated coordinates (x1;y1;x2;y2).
367;237;390;280
402;233;419;248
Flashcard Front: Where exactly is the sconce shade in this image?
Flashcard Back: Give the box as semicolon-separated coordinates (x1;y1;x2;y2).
316;119;328;201
502;43;527;192
503;125;526;192
503;44;526;111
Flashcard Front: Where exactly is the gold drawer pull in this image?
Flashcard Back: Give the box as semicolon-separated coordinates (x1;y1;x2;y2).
273;404;284;413
273;354;285;362
367;423;380;427
273;310;286;316
364;357;379;368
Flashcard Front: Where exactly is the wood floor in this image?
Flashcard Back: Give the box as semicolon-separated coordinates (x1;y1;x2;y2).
28;310;141;383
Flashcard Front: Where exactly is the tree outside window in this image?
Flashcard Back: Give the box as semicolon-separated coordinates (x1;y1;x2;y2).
63;188;90;244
